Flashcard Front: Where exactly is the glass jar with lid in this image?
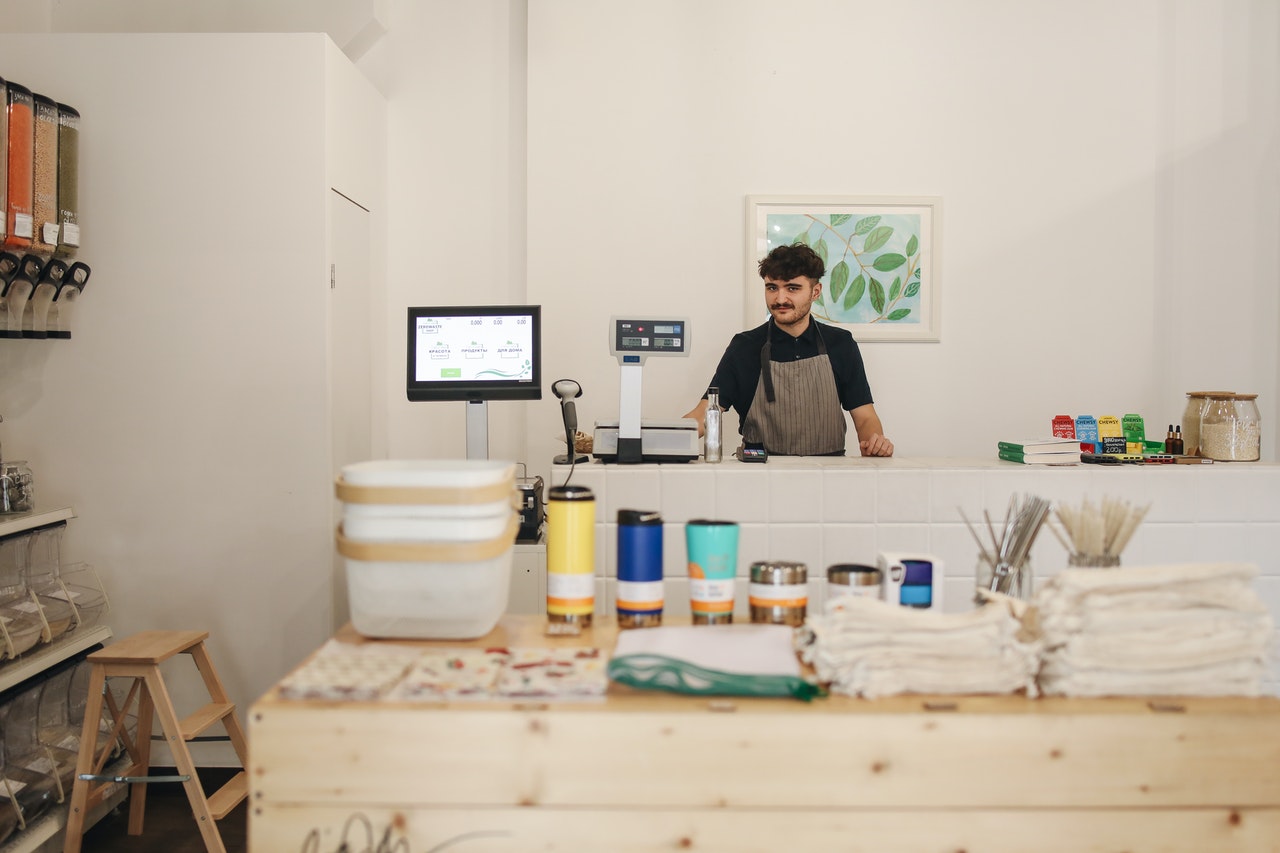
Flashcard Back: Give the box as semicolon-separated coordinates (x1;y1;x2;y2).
1199;393;1261;461
1182;391;1234;457
0;461;33;513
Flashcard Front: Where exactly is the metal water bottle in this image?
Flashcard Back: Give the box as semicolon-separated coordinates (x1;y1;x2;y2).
546;484;596;626
704;387;723;463
616;509;663;628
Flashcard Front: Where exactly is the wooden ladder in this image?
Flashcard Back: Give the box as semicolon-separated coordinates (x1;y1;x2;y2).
63;630;250;853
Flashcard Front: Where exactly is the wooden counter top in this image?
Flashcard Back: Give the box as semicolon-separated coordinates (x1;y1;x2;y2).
250;616;1280;852
257;615;1280;718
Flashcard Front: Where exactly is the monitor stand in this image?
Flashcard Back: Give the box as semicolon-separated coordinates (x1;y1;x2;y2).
466;400;489;460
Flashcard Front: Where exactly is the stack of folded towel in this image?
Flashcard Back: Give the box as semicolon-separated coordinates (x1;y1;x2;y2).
796;593;1042;699
1036;562;1274;697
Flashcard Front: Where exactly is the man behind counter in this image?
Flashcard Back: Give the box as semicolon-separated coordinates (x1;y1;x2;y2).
684;243;894;457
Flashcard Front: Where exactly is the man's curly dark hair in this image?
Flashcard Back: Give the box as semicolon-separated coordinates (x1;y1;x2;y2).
758;243;825;282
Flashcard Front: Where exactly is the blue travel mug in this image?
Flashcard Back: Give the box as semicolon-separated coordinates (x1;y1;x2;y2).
617;509;663;628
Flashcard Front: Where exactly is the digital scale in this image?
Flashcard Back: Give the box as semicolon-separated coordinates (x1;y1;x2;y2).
592;316;700;464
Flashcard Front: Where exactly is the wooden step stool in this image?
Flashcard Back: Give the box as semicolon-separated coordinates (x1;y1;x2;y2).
63;630;249;853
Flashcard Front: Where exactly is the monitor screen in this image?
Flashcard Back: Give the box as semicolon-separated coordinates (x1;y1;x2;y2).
406;305;542;402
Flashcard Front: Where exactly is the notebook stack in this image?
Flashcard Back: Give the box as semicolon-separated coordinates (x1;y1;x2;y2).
997;437;1082;465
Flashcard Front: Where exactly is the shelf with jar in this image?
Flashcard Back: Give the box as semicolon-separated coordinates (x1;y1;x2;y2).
0;506;124;852
0;513;110;674
0;650;132;853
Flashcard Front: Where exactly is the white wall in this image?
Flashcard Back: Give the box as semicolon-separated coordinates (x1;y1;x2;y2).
11;0;1272;472
362;0;532;465
521;0;1279;479
0;33;383;763
8;0;389;60
0;0;1276;739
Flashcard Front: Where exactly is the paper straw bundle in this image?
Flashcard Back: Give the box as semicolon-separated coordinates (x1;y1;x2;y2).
1049;496;1150;567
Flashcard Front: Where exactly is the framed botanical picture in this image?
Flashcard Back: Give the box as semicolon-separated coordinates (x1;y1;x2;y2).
746;195;942;342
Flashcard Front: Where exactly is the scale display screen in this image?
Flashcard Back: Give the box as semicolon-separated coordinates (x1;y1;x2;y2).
611;318;688;355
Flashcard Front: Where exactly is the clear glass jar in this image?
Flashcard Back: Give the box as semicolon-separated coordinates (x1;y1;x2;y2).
1200;393;1261;461
975;555;1034;601
0;461;34;513
1182;391;1233;457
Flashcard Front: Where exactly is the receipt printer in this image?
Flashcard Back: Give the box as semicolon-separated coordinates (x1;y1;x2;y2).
516;468;544;543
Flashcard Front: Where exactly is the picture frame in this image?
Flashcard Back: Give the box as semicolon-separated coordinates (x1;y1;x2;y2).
746;195;942;342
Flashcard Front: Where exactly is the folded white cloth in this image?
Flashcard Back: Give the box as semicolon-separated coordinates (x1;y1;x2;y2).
797;594;1041;699
1039;658;1265;697
1035;562;1274;697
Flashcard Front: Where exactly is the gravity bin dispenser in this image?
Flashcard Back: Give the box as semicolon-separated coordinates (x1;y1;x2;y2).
592;316;699;464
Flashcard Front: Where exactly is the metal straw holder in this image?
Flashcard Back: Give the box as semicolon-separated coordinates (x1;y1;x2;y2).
976;554;1034;601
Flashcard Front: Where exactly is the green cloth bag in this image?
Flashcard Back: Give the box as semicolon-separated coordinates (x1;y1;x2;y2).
608;652;822;701
605;623;824;701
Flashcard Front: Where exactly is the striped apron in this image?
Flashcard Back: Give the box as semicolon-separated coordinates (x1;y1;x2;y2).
741;320;847;456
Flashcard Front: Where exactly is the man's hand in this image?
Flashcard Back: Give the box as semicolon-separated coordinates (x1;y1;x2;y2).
850;404;893;457
859;433;894;457
683;398;709;437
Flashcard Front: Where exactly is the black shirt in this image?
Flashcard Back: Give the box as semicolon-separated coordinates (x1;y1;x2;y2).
707;320;874;427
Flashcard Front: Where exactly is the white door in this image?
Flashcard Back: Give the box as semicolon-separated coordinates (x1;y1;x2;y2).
328;189;373;629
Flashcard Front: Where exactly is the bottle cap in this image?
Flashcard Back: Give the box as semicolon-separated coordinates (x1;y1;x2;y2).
617;509;662;526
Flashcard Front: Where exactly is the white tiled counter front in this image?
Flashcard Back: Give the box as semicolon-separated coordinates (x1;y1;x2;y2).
552;457;1280;693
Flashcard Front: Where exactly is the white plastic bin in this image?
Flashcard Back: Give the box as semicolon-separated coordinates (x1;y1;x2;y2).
337;515;516;639
334;459;519;639
338;459;516;521
337;458;516;541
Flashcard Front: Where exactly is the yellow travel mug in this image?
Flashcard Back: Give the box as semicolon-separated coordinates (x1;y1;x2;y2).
546;484;596;625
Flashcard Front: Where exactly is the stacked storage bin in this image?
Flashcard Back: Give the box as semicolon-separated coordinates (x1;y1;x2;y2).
0;522;108;664
335;460;519;639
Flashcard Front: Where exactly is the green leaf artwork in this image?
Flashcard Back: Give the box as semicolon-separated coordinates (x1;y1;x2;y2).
765;209;926;326
830;260;850;302
844;274;866;310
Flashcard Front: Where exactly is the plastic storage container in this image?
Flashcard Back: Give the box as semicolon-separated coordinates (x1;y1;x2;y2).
339;459;516;521
3;83;34;252
0;686;59;827
335;459;518;639
30;94;57;254
26;523;76;640
0;529;43;658
0;76;7;245
55;103;79;256
36;665;84;793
